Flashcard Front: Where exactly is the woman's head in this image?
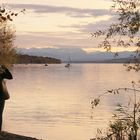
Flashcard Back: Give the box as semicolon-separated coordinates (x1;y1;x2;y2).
0;65;7;75
0;65;13;80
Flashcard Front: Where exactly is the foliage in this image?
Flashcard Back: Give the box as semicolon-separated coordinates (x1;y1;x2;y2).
0;5;25;66
91;81;140;140
92;0;140;71
91;1;140;139
0;22;17;66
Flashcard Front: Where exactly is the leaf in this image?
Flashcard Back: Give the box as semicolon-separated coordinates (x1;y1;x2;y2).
0;9;5;13
91;98;100;108
97;128;102;134
1;16;6;21
108;90;113;93
116;90;119;94
7;15;13;21
15;13;18;16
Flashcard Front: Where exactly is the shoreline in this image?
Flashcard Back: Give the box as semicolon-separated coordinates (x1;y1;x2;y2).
0;131;41;140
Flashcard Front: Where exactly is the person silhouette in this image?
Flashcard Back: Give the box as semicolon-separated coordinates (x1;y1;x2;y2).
0;65;13;131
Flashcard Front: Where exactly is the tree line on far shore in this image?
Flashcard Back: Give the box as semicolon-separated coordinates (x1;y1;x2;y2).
17;54;61;64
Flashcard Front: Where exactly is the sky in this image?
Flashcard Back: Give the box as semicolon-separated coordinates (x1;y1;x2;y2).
1;0;134;52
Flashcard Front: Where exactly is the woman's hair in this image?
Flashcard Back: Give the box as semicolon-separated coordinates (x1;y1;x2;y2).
0;65;6;75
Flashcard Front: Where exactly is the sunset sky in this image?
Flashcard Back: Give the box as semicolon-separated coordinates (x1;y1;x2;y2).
2;0;134;52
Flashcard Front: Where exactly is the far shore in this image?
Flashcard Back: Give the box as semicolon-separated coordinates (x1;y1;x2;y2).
0;131;41;140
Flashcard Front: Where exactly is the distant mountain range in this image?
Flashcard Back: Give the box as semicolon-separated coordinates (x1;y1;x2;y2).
17;47;136;62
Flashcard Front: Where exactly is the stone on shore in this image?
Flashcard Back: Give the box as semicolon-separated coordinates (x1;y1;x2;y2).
0;131;41;140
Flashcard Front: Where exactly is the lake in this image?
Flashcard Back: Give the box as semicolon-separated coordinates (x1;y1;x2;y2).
3;64;139;140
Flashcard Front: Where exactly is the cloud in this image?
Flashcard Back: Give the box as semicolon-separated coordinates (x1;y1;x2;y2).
59;16;118;32
9;4;111;18
15;31;97;48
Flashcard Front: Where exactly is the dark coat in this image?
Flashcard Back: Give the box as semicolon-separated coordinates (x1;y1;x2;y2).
0;68;13;100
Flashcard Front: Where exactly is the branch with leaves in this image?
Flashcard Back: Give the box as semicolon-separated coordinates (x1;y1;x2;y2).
0;6;25;22
91;81;140;140
92;0;140;71
0;5;25;66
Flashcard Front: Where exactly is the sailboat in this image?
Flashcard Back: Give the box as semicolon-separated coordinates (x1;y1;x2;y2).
65;56;72;68
45;63;48;66
65;63;71;68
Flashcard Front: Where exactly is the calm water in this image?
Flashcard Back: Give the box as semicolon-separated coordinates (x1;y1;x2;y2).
3;64;139;140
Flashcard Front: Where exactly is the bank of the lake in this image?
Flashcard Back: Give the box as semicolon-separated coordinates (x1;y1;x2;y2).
0;131;40;140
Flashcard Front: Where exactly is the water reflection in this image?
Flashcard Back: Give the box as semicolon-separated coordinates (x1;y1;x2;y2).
3;64;139;140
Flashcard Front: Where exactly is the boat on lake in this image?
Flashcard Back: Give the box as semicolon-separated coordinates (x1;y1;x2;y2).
65;63;71;68
65;56;72;68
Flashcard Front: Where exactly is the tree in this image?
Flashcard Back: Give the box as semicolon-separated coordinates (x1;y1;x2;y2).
91;82;140;140
92;0;140;71
0;6;25;66
0;21;17;66
91;0;140;139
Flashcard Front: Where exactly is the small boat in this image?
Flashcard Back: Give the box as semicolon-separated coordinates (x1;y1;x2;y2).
65;56;72;68
65;63;71;68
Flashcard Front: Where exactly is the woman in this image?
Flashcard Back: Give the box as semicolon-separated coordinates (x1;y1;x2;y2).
0;65;13;131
